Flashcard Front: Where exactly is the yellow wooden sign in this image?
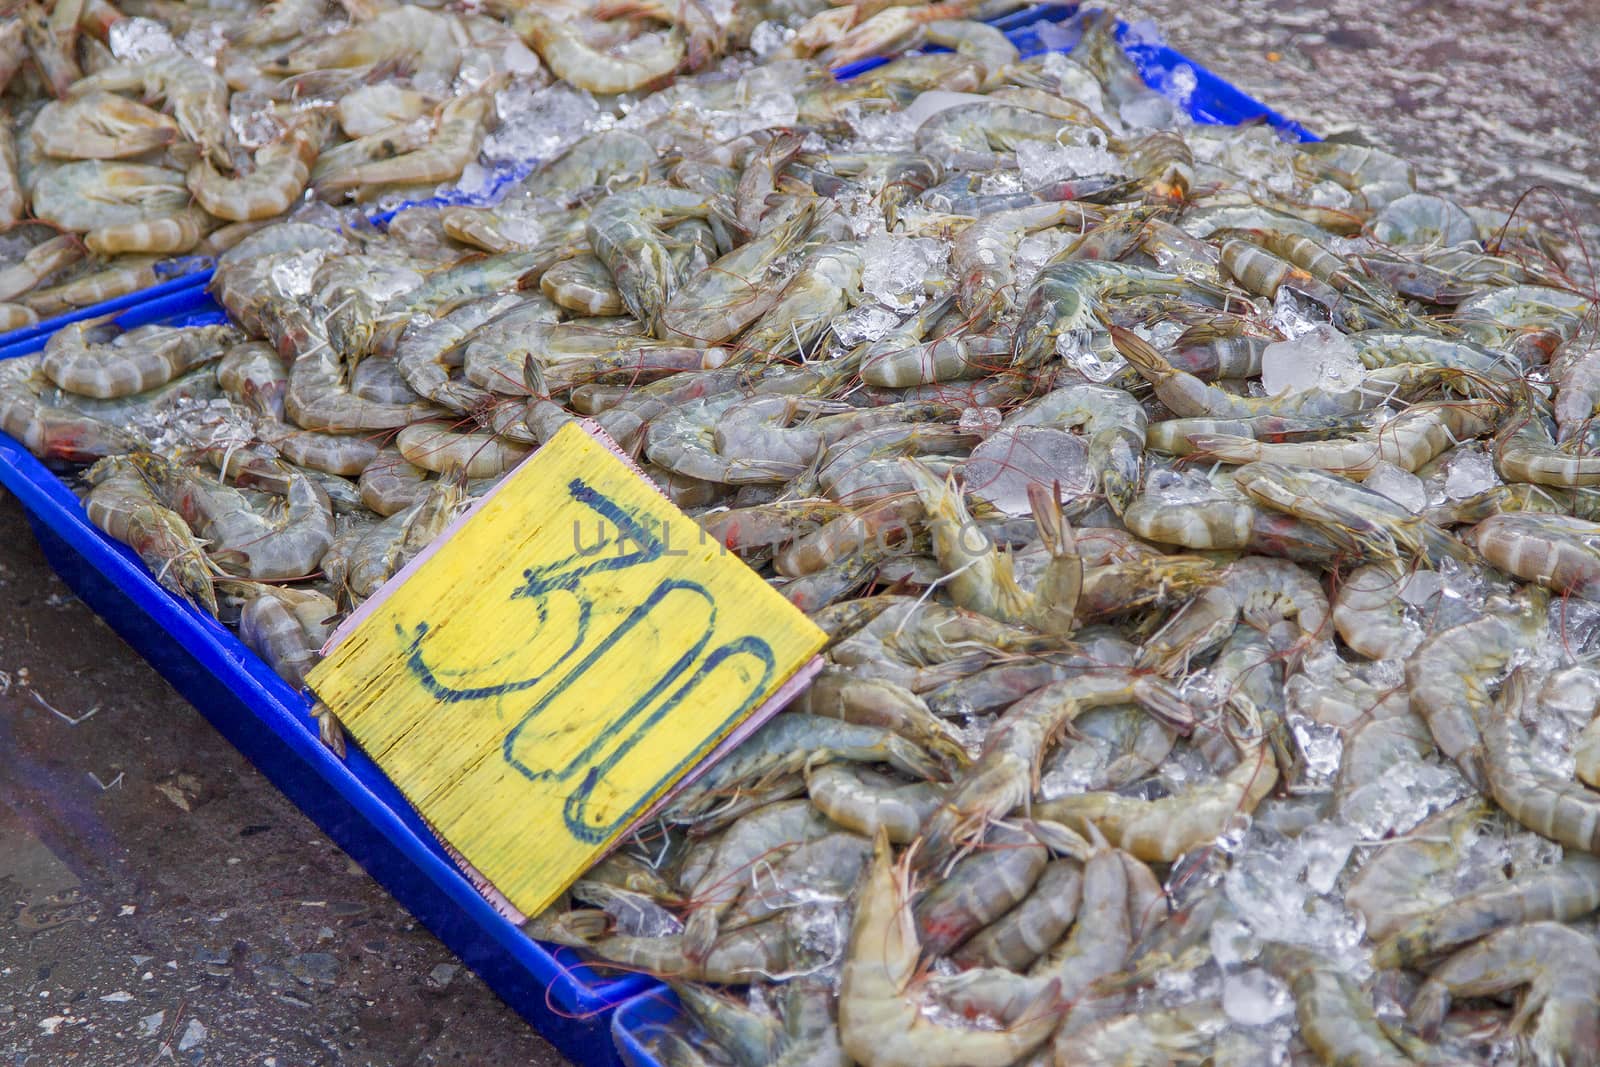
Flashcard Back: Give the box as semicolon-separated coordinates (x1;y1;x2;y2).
307;422;826;917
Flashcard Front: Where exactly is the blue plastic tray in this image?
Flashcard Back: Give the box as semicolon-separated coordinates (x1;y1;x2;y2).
0;291;654;1067
611;989;681;1067
0;3;1080;351
0;6;1316;1063
607;12;1321;1066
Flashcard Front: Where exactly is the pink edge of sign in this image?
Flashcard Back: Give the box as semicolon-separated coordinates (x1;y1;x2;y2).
312;419;823;922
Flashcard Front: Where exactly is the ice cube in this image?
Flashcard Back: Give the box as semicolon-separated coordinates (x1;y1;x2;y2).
1144;465;1225;505
904;90;994;128
1301;825;1357;894
958;407;1004;437
1013;230;1074;290
858;235;945;310
1210;916;1260;969
1364;461;1427;514
1260;324;1363;396
110;17;176;61
1443;447;1501;499
1016;140;1125;187
964;426;1090;516
1161;64;1198;111
1222;968;1292;1027
1289;713;1344;783
1123;19;1166;47
748;20;793;59
1120;93;1178;130
1270;287;1324;340
485;83;599;164
1056;329;1125;382
833;304;900;346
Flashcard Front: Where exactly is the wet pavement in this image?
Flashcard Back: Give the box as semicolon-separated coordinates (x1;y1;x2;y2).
2;1;1598;1064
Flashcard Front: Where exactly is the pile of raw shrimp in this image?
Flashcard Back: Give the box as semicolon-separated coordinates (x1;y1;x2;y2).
0;0;960;331
8;2;1600;1064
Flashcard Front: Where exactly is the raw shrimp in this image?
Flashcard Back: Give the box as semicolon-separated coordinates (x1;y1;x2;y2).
1407;922;1600;1065
1374;853;1600;969
315;94;490;196
540;254;625;317
837;832;1059;1067
1260;943;1414;1067
395;421;531;478
188;119;319;222
29;91;178;158
901;463;1082;636
83;206;213;257
0;234;83;304
805;763;941;845
1037;730;1277;862
29;161;189;234
918;669;1192;866
1407;601;1543;791
951;858;1083;971
514;12;684;95
1481;668;1600;854
1471;511;1600;599
586;185;720;330
70;54;229;163
41;320;235;400
1006;383;1147;516
1190;399;1502;477
914;823;1049;957
658;205;817;348
84;457;219;615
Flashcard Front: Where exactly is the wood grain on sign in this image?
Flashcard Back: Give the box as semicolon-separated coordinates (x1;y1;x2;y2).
307;422;826;917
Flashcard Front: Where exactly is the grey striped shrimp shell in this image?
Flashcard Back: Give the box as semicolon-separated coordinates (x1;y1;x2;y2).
1406;601;1544;792
0;234;83;303
1481;667;1600;854
42;320;236;400
187;120;319;222
84;458;219;615
540;254;626;317
0;121;22;229
586;185;720;330
1189;398;1503;476
395;421;530;479
1472;511;1600;599
953;201;1103;324
1373;853;1600;970
22;258;161;317
84;205;213;256
514;11;684;95
29;91;179;159
1406;922;1600;1061
803;763;941;845
70;54;230;164
314;93;491;197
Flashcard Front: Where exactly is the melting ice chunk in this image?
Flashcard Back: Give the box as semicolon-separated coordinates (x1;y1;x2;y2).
110;17;176;60
485;84;599;164
1144;465;1225;505
965;426;1090;516
1363;461;1427;514
833;304;900;347
1443;447;1501;499
859;235;945;310
1222;968;1293;1027
1016;140;1126;187
1260;324;1364;396
958;407;1004;437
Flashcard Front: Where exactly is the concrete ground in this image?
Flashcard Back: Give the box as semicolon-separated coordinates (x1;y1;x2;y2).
2;1;1597;1064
